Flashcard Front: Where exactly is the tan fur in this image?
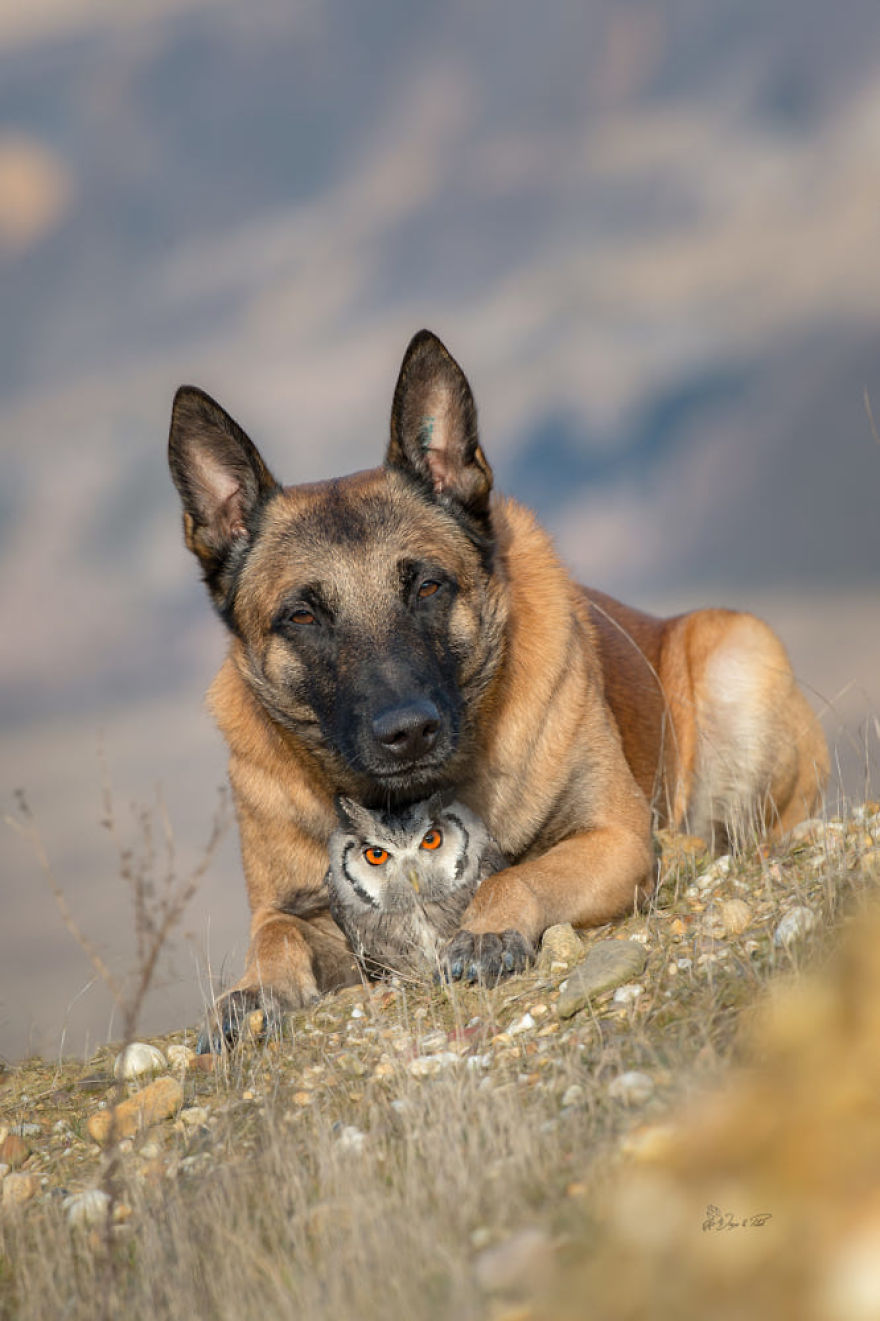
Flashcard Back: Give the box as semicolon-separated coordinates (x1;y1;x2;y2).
168;337;828;1010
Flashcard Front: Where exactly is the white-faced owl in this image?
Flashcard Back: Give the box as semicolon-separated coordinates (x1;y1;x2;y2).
325;794;507;978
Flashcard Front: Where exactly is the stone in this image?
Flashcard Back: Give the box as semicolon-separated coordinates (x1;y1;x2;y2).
612;983;644;1006
335;1126;366;1152
697;855;732;891
561;1084;585;1108
10;1122;41;1138
165;1044;196;1070
720;898;752;935
557;940;648;1019
408;1051;460;1077
418;1029;448;1053
537;923;585;970
87;1076;183;1145
774;906;818;948
64;1189;111;1229
2;1173;40;1207
113;1043;168;1081
178;1106;209;1128
608;1071;655;1105
509;1012;536;1036
0;1135;31;1169
474;1227;552;1296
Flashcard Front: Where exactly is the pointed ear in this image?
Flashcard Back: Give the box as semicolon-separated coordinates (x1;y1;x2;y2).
334;795;374;834
168;386;279;607
386;330;493;529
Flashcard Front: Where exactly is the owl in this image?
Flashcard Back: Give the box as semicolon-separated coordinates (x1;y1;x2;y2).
325;794;507;978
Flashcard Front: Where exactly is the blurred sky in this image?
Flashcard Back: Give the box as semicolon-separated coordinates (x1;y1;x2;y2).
2;0;880;1061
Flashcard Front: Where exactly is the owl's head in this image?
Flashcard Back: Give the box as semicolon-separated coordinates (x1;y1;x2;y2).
328;793;480;912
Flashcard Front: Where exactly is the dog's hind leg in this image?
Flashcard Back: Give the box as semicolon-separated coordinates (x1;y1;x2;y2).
679;610;828;850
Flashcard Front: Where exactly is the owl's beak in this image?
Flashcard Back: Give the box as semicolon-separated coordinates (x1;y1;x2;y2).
408;870;421;894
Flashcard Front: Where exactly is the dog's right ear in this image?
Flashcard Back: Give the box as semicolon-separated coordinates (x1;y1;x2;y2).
168;386;279;609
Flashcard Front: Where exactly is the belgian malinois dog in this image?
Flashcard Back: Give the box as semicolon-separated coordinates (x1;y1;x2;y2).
168;330;828;1031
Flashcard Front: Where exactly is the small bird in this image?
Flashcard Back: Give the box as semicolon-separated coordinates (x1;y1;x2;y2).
325;793;507;978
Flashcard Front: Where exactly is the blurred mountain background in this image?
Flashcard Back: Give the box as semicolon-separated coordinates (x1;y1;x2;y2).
2;0;879;1060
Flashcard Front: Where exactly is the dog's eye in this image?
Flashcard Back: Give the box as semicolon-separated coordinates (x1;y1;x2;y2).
364;846;389;866
417;580;440;600
420;828;443;851
288;608;317;626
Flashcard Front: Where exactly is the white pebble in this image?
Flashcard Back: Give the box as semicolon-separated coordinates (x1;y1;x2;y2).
698;855;732;890
561;1084;585;1108
607;1071;655;1105
676;957;693;971
113;1043;167;1081
10;1122;41;1138
166;1044;195;1070
509;1012;537;1036
336;1126;366;1152
350;1005;365;1019
408;1051;460;1077
773;906;817;947
465;1053;494;1071
178;1106;209;1128
64;1189;111;1229
612;983;644;1006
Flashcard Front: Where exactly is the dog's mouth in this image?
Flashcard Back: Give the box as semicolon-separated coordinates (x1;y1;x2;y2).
362;759;452;804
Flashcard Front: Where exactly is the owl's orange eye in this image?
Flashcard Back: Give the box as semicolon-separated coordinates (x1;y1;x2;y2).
364;846;389;866
420;828;443;851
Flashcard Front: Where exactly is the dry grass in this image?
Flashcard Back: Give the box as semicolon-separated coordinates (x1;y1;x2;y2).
1;805;879;1321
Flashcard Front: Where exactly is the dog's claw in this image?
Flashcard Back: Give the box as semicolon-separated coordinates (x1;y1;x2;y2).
197;989;285;1054
440;929;534;985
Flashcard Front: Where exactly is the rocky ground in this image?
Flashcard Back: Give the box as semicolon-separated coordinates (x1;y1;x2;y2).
1;810;879;1320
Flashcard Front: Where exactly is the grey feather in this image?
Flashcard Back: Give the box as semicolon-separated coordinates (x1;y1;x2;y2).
324;797;506;978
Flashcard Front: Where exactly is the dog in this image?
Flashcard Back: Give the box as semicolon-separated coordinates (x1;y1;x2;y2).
168;329;828;1031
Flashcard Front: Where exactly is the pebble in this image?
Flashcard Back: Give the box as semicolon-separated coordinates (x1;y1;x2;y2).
607;1071;655;1105
64;1189;111;1229
474;1226;552;1296
335;1126;367;1152
2;1173;40;1207
788;818;844;846
561;1084;585;1108
10;1123;41;1138
537;923;585;970
509;1012;537;1036
697;854;732;891
418;1029;448;1054
720;898;752;935
178;1106;209;1129
88;1076;183;1145
0;1135;31;1169
408;1052;460;1077
773;906;818;948
166;1044;196;1070
350;1005;365;1019
557;940;648;1019
612;983;644;1006
113;1043;168;1081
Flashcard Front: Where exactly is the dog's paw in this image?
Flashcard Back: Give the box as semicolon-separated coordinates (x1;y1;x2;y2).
439;929;534;984
197;988;287;1055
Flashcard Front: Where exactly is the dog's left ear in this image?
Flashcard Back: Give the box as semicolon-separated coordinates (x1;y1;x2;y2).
386;330;493;529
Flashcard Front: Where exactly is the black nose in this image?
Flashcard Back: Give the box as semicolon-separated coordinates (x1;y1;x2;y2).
371;700;440;761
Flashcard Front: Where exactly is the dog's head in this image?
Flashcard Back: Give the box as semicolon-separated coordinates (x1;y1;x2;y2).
168;331;508;803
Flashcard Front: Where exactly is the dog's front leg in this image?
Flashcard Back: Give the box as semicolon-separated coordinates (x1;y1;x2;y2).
199;906;359;1051
442;823;654;983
